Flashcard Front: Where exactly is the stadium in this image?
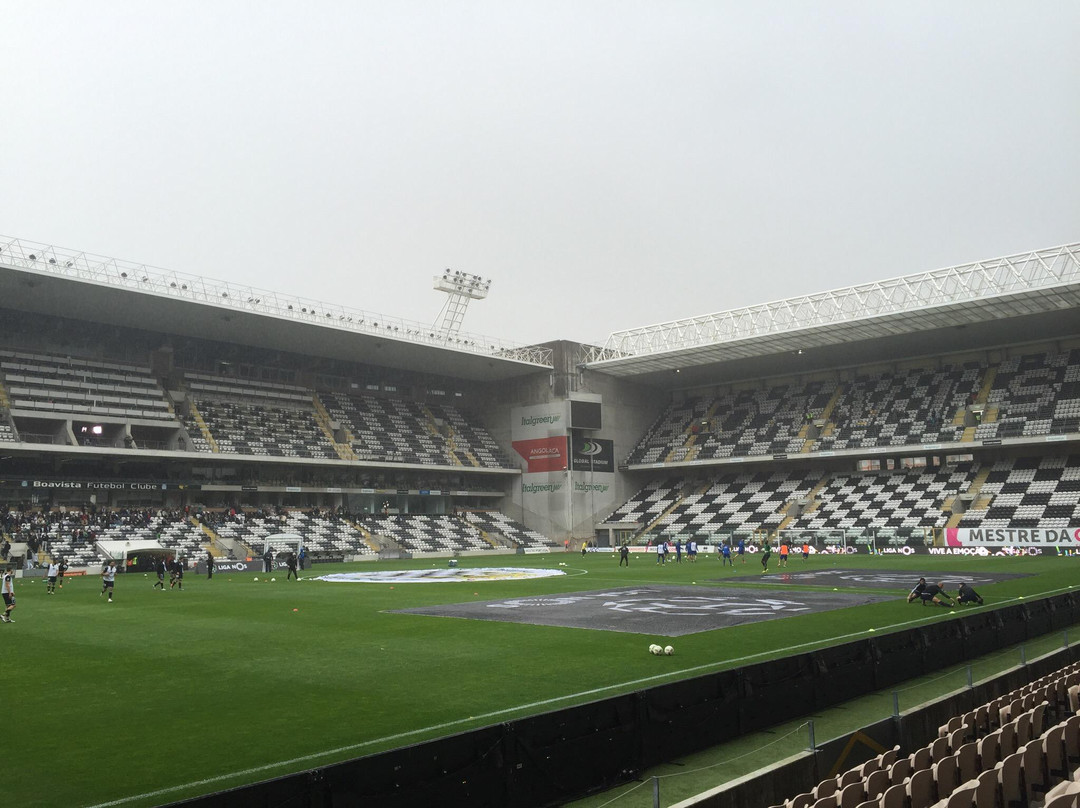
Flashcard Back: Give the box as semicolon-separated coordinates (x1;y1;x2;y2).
4;235;1080;808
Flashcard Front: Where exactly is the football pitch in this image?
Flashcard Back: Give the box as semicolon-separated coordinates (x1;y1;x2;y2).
7;551;1079;808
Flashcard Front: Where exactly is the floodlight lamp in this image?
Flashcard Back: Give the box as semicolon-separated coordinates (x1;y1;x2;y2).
28;254;36;260
49;258;56;264
181;284;188;290
221;292;228;298
65;261;73;267
120;271;127;278
171;282;177;288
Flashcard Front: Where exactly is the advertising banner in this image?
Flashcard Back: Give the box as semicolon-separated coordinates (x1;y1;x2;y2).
945;527;1080;547
511;403;569;474
195;559;263;575
570;436;614;473
513;436;568;473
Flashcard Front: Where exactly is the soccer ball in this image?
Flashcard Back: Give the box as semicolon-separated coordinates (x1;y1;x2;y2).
649;644;662;655
271;578;276;582
253;577;259;581
664;646;674;656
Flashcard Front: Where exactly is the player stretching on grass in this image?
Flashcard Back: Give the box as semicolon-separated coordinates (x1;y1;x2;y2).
907;577;927;603
916;581;954;607
957;582;984;605
2;566;15;622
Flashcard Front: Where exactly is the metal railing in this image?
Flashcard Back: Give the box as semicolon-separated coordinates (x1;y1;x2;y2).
585;242;1080;362
0;236;553;368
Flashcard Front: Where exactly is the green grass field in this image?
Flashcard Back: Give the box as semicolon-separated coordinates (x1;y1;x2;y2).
7;551;1080;808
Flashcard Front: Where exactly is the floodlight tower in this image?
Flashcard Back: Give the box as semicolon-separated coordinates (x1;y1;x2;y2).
433;269;491;336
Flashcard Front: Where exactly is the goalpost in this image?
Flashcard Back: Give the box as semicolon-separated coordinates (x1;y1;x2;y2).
262;533;304;563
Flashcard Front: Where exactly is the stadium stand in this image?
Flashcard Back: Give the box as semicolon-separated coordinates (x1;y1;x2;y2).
647;469;820;538
624;353;1080;469
205;510;377;557
767;660;1080;808
817;363;982;450
788;464;975;531
626;380;839;464
0;349;175;420
323;392;513;468
463;510;552;550
957;455;1080;529
365;514;493;554
975;349;1080;441
182;373;339;458
428;402;513;468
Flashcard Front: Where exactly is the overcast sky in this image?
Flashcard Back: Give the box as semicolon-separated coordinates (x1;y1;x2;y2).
3;2;1078;348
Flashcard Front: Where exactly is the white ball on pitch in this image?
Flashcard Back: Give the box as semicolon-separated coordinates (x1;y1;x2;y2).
271;577;276;582
649;644;662;655
664;646;674;656
253;577;259;581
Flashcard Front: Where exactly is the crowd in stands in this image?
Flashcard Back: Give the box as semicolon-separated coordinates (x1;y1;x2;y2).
0;503;555;567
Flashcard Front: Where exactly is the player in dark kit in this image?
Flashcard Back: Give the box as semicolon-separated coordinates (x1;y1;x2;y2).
286;552;299;580
918;581;954;607
957;582;984;605
760;539;772;573
153;557;167;590
907;577;928;603
170;558;184;590
618;543;630;567
206;551;214;580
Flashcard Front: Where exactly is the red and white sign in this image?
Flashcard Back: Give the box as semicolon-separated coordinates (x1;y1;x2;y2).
946;527;1080;547
512;436;568;473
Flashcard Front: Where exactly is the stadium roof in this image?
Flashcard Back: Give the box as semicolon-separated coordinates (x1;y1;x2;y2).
584;242;1080;388
0;236;552;381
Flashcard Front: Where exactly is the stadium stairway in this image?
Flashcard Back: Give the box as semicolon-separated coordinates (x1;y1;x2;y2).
341;517;382;553
194;518;235;557
638;479;712;541
792;472;834;519
800;383;847;453
444;431;465;465
946;466;995;528
188;401;219;452
312;394;357;461
963;366;1000;441
665;400;721;464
